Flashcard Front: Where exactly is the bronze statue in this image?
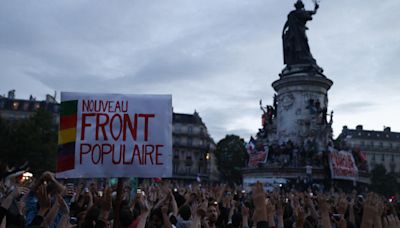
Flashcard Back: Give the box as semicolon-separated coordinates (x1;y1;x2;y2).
282;0;319;66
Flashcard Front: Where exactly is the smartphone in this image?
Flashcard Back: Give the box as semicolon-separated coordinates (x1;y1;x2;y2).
70;217;78;225
137;189;142;194
332;214;341;221
98;191;103;197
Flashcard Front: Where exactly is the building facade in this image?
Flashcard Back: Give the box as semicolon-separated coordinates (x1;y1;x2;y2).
0;90;219;181
0;90;59;123
338;125;400;174
172;112;219;181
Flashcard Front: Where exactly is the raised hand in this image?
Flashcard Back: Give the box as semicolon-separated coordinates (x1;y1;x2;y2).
36;184;51;216
383;214;400;228
56;194;69;215
252;182;268;224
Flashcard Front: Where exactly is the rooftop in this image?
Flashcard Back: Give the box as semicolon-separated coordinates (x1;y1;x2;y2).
339;125;400;142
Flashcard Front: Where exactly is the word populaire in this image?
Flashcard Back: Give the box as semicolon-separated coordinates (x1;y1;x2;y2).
79;99;164;166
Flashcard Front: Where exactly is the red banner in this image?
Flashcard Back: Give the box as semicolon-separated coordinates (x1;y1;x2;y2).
329;150;358;181
248;151;268;168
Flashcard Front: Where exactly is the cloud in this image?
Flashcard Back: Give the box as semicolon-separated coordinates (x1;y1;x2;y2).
1;0;400;142
333;102;376;113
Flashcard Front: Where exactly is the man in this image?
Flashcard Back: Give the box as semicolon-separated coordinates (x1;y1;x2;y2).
205;205;219;228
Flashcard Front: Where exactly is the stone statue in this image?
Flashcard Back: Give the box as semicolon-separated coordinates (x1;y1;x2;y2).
282;0;319;66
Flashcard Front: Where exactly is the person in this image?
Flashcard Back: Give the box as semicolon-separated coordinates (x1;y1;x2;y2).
282;0;319;65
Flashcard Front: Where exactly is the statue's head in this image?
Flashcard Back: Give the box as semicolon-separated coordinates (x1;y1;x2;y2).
294;0;304;9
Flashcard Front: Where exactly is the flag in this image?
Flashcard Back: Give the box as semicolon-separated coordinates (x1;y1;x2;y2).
57;100;78;173
358;150;367;162
246;136;256;154
153;177;162;183
196;175;201;182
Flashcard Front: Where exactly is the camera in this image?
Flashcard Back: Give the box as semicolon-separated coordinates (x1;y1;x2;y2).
70;217;78;225
331;214;341;221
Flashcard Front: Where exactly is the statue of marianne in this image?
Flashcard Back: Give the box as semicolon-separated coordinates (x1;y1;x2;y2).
282;0;319;66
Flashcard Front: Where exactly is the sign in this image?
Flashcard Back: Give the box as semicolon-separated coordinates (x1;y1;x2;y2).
56;92;172;178
248;145;269;168
329;150;358;181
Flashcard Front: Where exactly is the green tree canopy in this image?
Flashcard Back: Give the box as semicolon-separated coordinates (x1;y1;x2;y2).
215;134;248;184
0;109;57;174
370;164;398;196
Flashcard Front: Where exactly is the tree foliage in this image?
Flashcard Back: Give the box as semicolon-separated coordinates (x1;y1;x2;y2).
370;164;398;196
215;135;248;184
0;109;57;174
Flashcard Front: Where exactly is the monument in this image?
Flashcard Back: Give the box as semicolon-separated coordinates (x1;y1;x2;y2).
260;0;333;153
243;0;337;188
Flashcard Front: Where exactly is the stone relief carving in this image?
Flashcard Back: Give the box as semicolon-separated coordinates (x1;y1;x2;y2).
279;93;295;110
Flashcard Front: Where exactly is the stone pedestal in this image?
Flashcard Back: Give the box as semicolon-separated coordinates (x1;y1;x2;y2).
271;65;333;151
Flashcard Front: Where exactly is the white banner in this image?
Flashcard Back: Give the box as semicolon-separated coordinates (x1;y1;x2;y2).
56;92;172;178
329;150;358;181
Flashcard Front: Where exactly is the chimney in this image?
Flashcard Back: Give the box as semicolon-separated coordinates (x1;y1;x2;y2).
46;94;56;103
384;126;391;133
356;125;363;131
7;90;15;99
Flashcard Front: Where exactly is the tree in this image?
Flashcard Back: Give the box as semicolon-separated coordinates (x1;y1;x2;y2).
370;164;398;196
0;109;57;174
215;135;248;184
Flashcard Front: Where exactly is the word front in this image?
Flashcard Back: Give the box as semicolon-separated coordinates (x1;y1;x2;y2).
81;113;155;142
80;143;164;165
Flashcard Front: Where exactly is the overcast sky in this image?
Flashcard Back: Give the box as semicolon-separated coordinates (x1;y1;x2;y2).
1;0;399;142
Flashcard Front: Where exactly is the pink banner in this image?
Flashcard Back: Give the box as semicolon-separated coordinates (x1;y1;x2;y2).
329;150;358;181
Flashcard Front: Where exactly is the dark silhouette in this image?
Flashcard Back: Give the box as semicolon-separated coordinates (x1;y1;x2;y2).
282;0;319;65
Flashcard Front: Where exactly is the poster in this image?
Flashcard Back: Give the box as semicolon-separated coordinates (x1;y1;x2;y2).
56;92;172;178
248;145;269;168
329;150;358;181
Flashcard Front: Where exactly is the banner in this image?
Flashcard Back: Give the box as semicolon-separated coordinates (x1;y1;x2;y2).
248;145;269;168
329;150;358;181
56;92;172;178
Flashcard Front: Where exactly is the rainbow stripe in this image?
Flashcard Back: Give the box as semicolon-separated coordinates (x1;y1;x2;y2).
57;100;78;172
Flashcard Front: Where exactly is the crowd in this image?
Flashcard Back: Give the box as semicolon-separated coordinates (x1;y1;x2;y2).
1;162;400;228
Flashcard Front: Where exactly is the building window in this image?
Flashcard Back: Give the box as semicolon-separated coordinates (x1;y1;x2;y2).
12;102;19;110
34;103;40;110
188;138;192;146
391;154;395;162
188;126;193;134
0;100;4;109
372;154;376;161
23;102;30;111
381;154;385;162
